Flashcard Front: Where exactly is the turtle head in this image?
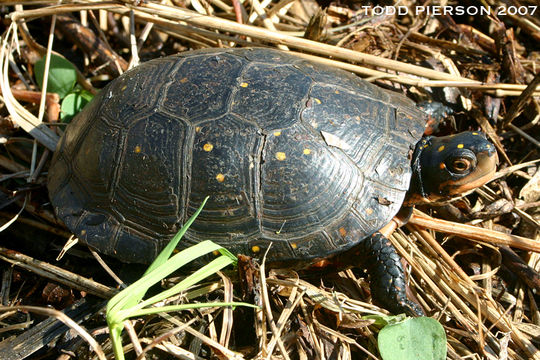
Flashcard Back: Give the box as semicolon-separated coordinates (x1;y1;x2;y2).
406;131;498;205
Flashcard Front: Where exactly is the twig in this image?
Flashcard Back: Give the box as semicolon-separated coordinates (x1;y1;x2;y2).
0;305;107;360
0;246;117;298
507;123;540;149
502;72;540;128
409;210;540;253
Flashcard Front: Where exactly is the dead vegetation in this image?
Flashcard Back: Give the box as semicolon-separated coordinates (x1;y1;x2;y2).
0;0;539;359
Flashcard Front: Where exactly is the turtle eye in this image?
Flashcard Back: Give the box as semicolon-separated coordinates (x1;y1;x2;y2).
450;157;472;174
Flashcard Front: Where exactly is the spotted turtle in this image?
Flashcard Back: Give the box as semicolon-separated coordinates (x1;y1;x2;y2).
48;48;498;315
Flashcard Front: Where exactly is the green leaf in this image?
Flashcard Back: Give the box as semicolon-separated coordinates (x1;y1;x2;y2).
378;317;447;360
60;90;93;122
34;55;78;98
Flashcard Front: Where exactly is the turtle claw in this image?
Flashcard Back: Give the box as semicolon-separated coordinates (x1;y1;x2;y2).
396;298;425;317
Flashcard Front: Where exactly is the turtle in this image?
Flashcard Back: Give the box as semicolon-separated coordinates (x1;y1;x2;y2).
47;47;498;316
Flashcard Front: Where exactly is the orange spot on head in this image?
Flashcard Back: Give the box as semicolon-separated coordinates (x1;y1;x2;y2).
439;162;446;169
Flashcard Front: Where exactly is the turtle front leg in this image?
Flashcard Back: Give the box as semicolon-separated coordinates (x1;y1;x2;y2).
360;231;424;317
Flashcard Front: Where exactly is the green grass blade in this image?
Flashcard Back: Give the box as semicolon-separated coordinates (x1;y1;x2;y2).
109;197;211;315
145;196;210;275
107;240;230;315
105;198;249;360
131;255;235;315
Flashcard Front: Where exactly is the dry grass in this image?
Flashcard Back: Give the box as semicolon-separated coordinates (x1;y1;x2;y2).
0;0;539;359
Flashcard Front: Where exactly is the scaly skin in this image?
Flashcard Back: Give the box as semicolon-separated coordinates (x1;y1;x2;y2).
360;232;424;317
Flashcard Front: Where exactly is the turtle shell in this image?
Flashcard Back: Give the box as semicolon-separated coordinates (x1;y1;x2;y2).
47;48;427;264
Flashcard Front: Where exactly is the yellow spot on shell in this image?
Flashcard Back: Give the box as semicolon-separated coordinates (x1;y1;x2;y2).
339;227;347;236
366;208;373;215
291;243;297;249
438;145;445;152
423;144;429;148
439;162;446;169
252;245;260;253
276;152;286;161
240;82;249;88
335;90;339;94
121;85;127;91
203;143;213;152
472;132;479;135
134;145;142;153
314;98;321;104
303;148;311;155
195;126;201;132
273;131;281;136
81;230;86;235
486;144;491;148
457;144;464;149
212;250;220;256
216;173;225;182
180;77;188;83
